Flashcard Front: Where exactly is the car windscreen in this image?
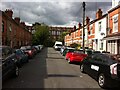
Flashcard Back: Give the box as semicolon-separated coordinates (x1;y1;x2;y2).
16;50;22;55
20;47;26;50
2;47;12;59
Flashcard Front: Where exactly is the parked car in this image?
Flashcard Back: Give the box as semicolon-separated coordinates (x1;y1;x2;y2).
66;50;87;64
54;41;63;51
38;45;43;50
20;46;34;58
14;49;29;65
80;53;120;88
60;46;65;54
33;45;40;53
62;47;75;56
32;46;38;55
1;46;19;81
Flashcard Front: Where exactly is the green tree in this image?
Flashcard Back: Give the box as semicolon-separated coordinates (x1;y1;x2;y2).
32;24;50;46
58;31;69;45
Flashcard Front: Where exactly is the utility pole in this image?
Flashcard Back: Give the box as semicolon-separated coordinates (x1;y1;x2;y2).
82;2;86;53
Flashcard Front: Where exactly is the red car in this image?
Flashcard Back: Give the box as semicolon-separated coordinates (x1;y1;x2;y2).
65;50;87;63
20;46;35;58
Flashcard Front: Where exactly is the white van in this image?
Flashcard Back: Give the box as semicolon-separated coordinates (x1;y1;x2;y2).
54;41;63;50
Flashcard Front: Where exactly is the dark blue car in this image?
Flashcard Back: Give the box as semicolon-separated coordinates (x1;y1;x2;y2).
14;49;29;65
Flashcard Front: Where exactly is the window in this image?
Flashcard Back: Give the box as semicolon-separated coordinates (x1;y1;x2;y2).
88;31;90;35
9;24;12;32
98;22;102;31
113;14;118;33
100;41;103;50
89;25;93;35
2;21;4;32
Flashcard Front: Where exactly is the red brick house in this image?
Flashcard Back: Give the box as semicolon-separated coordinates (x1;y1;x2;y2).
104;5;120;54
1;9;32;48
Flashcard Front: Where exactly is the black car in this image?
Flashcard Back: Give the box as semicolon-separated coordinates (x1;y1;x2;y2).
1;46;19;81
80;53;120;88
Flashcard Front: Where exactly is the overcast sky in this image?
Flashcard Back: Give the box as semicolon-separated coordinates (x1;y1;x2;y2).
1;0;112;27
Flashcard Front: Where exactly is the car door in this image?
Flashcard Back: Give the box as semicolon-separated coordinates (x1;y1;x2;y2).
82;56;92;73
2;47;14;78
88;54;103;79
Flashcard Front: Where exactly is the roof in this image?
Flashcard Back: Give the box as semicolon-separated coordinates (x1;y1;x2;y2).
108;4;120;13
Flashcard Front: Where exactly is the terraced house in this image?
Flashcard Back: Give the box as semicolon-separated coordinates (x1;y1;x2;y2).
104;2;120;54
1;9;32;48
65;1;120;54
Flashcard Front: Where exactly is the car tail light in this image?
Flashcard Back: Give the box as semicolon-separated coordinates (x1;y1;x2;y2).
29;50;32;54
110;63;117;75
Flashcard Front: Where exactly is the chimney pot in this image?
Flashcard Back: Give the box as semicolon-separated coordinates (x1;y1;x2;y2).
78;22;81;29
96;8;102;19
86;16;90;25
5;9;13;18
21;22;25;27
14;17;20;24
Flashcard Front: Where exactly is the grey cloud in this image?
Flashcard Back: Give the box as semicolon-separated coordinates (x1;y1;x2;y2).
1;2;112;26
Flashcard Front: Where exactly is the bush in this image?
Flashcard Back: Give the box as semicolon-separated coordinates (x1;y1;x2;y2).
70;43;78;48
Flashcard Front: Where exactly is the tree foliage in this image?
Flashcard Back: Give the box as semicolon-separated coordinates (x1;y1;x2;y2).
58;31;69;45
32;24;50;46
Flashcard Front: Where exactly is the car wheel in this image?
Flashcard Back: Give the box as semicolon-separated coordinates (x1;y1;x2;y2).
13;66;19;77
68;58;71;64
80;64;85;73
98;73;108;88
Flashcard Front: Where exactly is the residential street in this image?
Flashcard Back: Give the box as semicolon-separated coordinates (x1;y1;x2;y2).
3;47;100;88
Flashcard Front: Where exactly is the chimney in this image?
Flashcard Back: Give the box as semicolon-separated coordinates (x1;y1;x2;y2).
86;16;90;25
5;9;13;18
96;8;102;19
14;17;20;24
20;22;25;27
78;22;81;29
73;25;76;31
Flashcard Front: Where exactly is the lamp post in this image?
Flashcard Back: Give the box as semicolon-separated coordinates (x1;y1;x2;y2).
82;2;86;53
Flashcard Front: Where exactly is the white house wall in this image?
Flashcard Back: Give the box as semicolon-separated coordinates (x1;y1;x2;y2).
95;17;107;52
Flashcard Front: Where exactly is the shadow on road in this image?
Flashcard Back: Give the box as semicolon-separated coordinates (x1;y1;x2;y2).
47;74;79;77
47;57;64;60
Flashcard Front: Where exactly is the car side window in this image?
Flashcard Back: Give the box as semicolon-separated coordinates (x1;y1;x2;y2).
84;56;92;61
92;54;103;63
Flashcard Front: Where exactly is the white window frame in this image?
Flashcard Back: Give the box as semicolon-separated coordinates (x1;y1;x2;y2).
112;14;118;33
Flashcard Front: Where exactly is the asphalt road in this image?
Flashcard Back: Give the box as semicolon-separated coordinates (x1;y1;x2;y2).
2;47;100;89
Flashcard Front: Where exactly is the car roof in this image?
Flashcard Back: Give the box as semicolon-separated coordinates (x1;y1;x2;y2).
92;53;118;64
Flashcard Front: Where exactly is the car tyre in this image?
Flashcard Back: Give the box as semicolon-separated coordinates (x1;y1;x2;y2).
80;64;85;73
98;73;108;88
68;58;71;64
